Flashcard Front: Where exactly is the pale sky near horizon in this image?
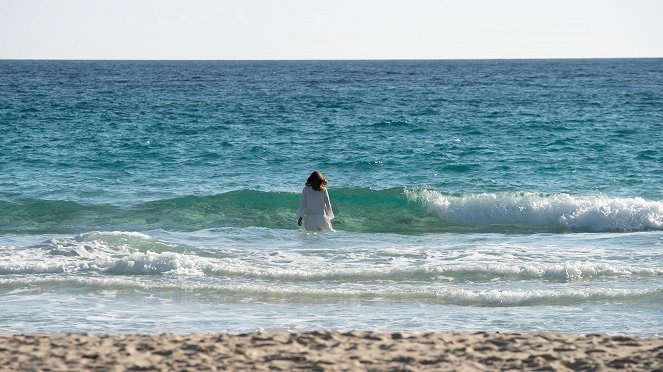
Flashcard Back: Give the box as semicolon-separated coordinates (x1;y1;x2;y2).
1;0;662;60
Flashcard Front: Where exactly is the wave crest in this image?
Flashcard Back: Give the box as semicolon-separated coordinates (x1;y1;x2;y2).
1;189;662;234
2;231;662;281
407;189;663;232
0;276;659;307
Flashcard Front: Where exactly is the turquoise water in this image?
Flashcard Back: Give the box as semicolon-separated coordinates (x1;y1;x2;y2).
1;59;662;335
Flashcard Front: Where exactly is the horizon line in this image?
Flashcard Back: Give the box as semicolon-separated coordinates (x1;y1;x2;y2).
1;56;662;62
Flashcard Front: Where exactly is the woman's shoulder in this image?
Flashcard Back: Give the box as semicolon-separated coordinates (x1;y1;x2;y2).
303;185;326;192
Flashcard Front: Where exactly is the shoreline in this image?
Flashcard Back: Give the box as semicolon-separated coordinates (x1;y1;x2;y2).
1;331;661;371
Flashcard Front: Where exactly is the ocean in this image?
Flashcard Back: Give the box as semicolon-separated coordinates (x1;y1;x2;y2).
1;59;662;335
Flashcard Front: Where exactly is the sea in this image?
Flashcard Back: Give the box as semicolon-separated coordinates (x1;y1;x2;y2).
1;59;662;336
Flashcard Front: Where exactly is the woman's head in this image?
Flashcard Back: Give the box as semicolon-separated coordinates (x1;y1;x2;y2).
306;171;328;191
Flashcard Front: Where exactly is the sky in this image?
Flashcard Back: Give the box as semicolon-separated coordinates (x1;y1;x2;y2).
1;0;662;60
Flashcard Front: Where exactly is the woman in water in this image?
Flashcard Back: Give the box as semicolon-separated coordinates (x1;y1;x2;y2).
297;171;335;231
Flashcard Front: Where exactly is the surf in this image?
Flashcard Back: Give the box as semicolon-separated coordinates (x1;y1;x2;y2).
2;231;662;282
1;188;661;234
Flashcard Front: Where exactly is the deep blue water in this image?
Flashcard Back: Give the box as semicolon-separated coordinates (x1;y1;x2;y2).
0;59;662;335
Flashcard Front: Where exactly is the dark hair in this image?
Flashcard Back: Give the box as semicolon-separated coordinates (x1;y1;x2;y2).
305;171;328;191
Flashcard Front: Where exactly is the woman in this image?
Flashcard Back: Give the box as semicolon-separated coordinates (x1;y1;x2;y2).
297;171;335;232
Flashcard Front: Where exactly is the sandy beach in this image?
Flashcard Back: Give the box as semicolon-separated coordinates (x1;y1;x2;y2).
1;331;661;371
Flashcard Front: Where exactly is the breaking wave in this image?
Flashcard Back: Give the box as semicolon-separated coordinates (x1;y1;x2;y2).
1;231;661;282
0;276;659;307
0;188;661;234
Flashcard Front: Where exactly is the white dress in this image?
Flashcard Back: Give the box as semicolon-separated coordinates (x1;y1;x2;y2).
296;186;335;231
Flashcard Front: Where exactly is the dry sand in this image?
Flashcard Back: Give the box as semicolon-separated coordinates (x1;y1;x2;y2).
1;331;662;371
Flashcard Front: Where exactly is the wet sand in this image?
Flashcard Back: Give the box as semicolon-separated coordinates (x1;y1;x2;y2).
1;331;661;371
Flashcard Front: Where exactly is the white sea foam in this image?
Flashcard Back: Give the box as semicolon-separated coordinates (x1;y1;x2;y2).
0;276;659;307
2;234;662;281
406;190;663;232
203;261;663;282
0;252;91;274
102;251;208;276
85;231;152;239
